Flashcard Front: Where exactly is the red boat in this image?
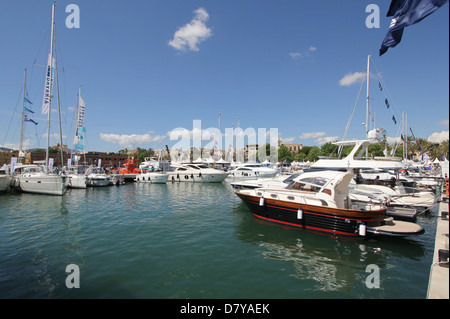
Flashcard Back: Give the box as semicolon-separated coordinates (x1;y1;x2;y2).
111;156;141;174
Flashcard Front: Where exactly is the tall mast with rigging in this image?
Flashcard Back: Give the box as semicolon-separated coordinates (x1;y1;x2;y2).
44;2;56;172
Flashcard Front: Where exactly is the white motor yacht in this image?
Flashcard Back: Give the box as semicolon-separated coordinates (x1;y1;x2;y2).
167;163;229;183
227;163;278;180
136;167;169;184
85;166;110;187
66;165;88;189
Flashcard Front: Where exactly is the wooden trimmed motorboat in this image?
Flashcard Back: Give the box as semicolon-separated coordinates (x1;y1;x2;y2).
234;170;424;237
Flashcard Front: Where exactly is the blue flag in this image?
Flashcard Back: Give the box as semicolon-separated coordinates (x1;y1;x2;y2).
380;0;448;56
24;115;38;125
25;107;34;113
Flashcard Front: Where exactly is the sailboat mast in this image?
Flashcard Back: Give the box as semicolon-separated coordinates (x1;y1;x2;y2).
19;68;26;162
365;54;371;158
55;50;64;168
45;3;56;173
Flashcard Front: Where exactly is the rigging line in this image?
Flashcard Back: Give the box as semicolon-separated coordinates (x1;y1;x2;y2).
339;77;365;157
370;59;403;118
1;83;25;148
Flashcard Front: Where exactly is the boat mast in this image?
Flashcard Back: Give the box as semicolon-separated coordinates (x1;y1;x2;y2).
19;68;26;163
55;49;64;168
365;55;371;159
45;3;56;173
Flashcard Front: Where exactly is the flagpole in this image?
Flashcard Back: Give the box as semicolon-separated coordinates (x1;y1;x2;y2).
19;68;26;163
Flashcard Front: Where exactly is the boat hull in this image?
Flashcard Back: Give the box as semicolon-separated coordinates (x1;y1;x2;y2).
0;176;12;192
18;175;67;195
87;177;110;187
167;172;228;183
135;173;169;184
68;175;87;189
235;191;386;237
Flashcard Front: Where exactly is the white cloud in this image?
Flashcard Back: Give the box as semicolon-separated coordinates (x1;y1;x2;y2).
289;46;317;59
281;136;296;143
438;119;449;126
168;7;212;51
299;132;326;139
316;136;339;145
100;133;166;147
427;131;449;143
289;52;302;59
298;132;338;145
339;72;366;86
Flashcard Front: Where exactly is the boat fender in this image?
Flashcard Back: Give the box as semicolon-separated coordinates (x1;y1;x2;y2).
177;174;179;179
297;208;303;219
359;223;366;236
259;196;265;206
199;173;202;178
190;174;194;179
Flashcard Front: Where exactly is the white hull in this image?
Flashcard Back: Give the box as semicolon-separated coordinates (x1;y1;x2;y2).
167;172;228;183
18;174;67;195
87;176;110;187
0;175;12;192
227;170;278;180
68;174;87;189
136;172;168;184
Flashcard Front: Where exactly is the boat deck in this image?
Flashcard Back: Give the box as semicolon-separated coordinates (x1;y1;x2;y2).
427;195;449;299
386;207;418;222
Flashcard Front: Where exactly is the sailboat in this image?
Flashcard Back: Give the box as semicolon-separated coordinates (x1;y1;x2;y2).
17;3;67;196
310;55;405;172
67;87;87;188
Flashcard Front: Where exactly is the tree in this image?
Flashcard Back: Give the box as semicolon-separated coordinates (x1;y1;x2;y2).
320;142;339;157
307;146;321;162
278;145;292;163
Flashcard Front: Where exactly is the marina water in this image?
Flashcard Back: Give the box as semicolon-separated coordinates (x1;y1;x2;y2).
0;182;438;299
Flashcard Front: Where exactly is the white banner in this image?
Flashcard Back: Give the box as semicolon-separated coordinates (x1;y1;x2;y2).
10;157;17;175
41;54;55;115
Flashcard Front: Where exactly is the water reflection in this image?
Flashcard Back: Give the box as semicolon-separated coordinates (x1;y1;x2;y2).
233;201;427;295
1;191;87;298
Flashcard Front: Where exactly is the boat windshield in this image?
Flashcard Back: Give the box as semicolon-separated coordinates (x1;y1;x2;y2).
287;176;329;192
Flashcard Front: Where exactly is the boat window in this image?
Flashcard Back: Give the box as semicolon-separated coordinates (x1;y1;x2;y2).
298;177;329;187
187;165;200;170
177;168;187;171
282;173;301;183
197;165;209;169
287;180;323;193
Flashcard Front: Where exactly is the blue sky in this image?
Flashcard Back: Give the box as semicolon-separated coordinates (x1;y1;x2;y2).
0;0;448;153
